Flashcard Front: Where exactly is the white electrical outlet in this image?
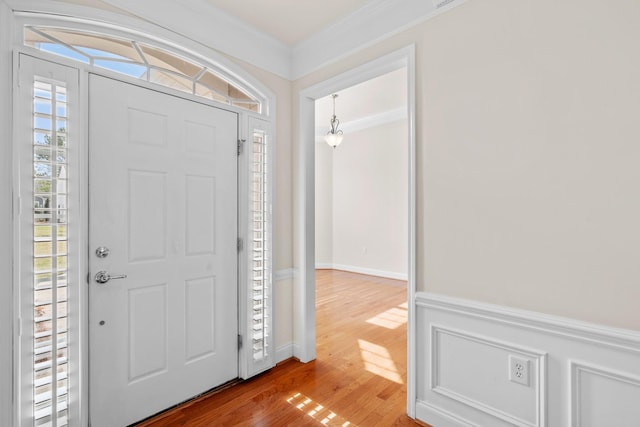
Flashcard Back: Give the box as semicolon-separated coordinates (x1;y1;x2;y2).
508;355;530;386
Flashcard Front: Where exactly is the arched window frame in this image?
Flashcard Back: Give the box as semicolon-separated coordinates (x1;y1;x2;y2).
13;11;274;117
25;24;265;112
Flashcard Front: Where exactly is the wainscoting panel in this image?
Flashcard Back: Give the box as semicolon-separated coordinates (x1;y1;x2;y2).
415;293;640;427
571;361;640;427
431;325;545;427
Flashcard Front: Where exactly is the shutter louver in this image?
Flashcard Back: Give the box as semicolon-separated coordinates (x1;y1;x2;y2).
244;121;274;376
32;80;70;427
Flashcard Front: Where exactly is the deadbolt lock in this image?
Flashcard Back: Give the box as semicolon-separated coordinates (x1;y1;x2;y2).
95;246;110;258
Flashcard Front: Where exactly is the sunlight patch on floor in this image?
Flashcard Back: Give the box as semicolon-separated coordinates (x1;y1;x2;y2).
358;339;403;384
365;304;407;329
286;392;356;426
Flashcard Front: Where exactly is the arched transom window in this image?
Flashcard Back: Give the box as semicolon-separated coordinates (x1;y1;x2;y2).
24;26;262;113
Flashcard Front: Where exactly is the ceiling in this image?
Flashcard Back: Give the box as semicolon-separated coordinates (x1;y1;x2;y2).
122;1;408;123
205;0;374;45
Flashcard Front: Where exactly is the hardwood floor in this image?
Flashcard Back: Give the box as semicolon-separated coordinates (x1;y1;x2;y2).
136;269;428;427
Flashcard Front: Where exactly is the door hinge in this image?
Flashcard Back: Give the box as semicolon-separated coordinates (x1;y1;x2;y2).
17;57;22;88
238;334;243;349
13;195;21;218
237;237;243;252
237;138;246;156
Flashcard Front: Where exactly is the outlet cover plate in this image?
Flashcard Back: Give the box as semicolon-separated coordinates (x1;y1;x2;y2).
509;355;530;386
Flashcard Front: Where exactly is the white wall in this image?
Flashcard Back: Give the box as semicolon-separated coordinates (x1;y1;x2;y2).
295;0;640;333
315;120;408;279
292;0;640;424
418;0;640;331
315;141;333;265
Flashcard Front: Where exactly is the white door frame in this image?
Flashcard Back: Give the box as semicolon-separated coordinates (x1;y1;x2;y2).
295;45;417;416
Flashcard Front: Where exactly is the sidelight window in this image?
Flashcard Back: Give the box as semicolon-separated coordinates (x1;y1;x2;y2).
32;79;70;427
241;118;274;377
251;127;270;363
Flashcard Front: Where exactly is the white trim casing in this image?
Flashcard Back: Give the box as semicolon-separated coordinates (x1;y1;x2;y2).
1;2;15;426
415;292;640;427
296;44;417;414
406;42;417;419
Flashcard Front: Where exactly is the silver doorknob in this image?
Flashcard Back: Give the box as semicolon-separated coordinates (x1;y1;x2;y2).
94;270;127;284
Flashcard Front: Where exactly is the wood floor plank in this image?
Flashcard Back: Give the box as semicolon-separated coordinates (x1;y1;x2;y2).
135;269;429;427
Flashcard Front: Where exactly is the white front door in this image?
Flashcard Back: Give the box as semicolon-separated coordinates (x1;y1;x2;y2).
88;75;238;426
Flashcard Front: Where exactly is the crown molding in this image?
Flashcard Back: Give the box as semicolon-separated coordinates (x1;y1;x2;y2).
315;106;406;141
6;0;466;81
292;0;466;80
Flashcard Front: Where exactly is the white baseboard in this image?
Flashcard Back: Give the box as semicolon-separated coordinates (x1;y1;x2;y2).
315;263;333;270
415;292;640;427
275;342;294;364
315;263;407;281
274;268;294;281
416;400;474;427
291;342;303;362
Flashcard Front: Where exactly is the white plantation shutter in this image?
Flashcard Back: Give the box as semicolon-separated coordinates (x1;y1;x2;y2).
33;80;70;427
18;55;79;427
241;117;274;377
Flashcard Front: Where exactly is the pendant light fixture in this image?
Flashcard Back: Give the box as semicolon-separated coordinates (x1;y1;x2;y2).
324;94;344;148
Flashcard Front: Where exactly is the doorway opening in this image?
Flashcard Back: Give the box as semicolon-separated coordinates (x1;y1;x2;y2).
314;67;409;407
314;69;408;280
296;45;417;416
